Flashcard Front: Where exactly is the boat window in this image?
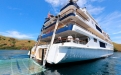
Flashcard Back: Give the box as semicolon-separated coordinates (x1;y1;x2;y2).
94;38;97;42
95;24;102;33
99;41;106;48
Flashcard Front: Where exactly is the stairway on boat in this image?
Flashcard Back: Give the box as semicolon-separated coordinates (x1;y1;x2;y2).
30;47;47;64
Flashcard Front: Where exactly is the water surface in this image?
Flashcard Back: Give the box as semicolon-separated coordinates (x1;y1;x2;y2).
0;50;28;60
0;50;43;75
0;50;121;75
40;52;121;75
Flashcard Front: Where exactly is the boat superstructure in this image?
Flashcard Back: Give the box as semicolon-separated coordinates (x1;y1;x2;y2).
29;0;113;65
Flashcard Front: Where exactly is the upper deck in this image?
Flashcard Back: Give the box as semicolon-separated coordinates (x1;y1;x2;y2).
41;1;112;44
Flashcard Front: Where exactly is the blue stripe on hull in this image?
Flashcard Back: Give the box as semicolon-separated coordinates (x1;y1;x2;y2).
58;47;113;64
42;24;73;39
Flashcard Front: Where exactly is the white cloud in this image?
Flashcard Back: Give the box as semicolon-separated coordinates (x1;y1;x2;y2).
77;0;87;7
96;12;121;29
113;40;121;44
0;31;34;39
95;11;121;43
114;36;121;39
45;0;105;15
8;6;21;10
86;5;104;15
111;35;121;44
45;0;68;7
45;0;59;7
45;0;120;43
113;31;121;34
90;0;104;2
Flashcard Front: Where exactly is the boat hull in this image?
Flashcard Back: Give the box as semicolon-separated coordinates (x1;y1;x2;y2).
46;45;113;64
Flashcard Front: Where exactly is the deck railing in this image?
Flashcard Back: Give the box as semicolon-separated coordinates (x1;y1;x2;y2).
60;2;79;12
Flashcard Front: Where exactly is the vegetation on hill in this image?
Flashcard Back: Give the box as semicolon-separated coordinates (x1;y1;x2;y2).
0;35;121;51
113;42;121;52
0;35;36;50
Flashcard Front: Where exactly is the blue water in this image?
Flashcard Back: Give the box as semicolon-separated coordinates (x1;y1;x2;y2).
0;50;43;75
0;50;121;75
0;50;29;60
40;52;121;75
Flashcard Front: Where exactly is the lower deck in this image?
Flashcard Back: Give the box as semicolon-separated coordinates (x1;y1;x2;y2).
40;24;113;50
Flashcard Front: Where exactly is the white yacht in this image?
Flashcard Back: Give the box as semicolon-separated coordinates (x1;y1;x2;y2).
29;0;113;65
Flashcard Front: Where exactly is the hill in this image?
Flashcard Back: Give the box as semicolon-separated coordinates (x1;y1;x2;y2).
0;35;36;50
113;42;121;52
0;35;121;51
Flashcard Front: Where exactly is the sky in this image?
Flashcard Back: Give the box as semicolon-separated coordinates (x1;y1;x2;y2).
0;0;121;44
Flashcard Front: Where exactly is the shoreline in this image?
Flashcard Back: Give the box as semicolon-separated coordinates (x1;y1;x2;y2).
0;49;29;50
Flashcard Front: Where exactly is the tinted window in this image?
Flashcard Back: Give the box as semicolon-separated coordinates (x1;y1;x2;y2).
96;25;102;33
99;41;106;48
94;38;97;42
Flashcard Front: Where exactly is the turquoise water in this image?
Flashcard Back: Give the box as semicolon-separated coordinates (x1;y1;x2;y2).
0;50;44;75
0;50;121;75
0;50;29;60
40;52;121;75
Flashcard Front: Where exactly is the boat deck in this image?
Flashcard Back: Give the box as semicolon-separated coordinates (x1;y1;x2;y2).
0;58;44;75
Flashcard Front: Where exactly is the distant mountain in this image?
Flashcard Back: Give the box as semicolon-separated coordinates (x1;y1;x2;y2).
113;42;121;52
0;35;36;50
0;35;121;51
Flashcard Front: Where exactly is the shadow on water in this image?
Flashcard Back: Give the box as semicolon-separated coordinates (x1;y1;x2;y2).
46;57;107;68
36;59;106;75
36;56;118;75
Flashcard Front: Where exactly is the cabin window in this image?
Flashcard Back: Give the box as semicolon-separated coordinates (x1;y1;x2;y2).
99;41;106;48
95;24;102;33
94;38;97;42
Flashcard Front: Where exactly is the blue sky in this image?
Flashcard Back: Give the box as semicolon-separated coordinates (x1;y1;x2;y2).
0;0;121;44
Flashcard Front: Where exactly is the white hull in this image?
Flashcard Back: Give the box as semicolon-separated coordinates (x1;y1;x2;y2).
46;43;113;64
30;24;114;65
57;47;113;64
